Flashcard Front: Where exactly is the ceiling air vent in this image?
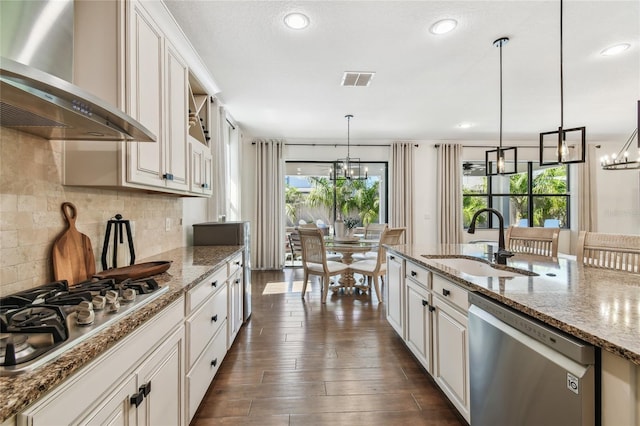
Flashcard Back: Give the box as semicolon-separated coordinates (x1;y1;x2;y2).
341;71;375;87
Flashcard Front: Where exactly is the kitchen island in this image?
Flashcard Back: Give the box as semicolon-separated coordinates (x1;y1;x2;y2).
385;243;640;425
0;245;243;424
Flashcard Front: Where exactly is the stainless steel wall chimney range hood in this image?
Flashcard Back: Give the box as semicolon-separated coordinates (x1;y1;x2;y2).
0;0;155;142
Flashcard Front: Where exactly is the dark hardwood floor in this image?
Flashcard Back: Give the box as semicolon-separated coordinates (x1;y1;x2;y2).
192;268;467;425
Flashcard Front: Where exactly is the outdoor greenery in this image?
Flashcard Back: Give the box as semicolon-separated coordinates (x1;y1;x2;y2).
287;176;380;226
463;163;568;228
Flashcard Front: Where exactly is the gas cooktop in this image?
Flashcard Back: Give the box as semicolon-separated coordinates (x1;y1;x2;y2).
0;277;168;376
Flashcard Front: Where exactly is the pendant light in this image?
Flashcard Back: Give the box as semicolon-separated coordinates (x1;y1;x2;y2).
601;100;640;170
486;37;517;176
539;0;586;166
331;114;368;181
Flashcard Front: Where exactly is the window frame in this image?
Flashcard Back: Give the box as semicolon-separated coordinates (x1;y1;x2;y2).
462;162;570;229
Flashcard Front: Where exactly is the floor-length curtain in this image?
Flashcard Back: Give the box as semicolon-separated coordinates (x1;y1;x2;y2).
391;142;414;244
254;139;285;269
578;145;597;232
437;144;463;244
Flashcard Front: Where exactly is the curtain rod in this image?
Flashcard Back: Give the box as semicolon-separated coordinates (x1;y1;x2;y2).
434;144;565;149
251;142;419;147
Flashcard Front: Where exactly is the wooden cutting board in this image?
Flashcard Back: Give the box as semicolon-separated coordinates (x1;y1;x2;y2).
52;202;96;285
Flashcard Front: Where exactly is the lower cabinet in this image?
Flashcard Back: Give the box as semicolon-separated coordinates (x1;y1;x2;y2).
432;294;470;422
386;253;471;424
405;279;433;373
18;298;185;426
385;254;404;337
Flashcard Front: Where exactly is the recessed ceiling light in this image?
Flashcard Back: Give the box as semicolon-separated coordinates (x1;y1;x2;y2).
430;19;457;35
457;122;473;129
284;13;310;30
600;43;631;56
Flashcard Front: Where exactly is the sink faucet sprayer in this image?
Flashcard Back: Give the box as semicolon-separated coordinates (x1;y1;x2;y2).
467;208;514;265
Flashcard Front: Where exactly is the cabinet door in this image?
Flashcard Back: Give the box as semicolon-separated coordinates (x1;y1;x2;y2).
385;254;404;337
189;140;212;195
227;271;243;348
126;0;164;187
202;151;213;196
78;375;138;426
433;296;470;422
406;280;432;373
137;326;184;426
164;42;189;192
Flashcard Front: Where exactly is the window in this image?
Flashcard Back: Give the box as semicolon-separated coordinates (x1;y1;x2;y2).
462;161;569;229
285;161;388;228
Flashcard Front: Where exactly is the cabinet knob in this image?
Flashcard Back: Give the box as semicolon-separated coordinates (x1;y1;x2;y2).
212;280;218;287
421;299;428;307
235;279;241;284
390;256;395;260
212;314;218;322
163;173;174;181
211;358;218;367
140;382;151;397
429;305;436;312
442;288;451;297
411;270;417;277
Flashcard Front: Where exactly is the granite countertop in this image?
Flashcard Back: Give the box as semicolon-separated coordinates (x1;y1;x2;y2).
386;243;640;366
0;245;243;423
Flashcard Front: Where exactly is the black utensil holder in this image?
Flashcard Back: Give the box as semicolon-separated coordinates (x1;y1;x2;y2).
102;214;136;270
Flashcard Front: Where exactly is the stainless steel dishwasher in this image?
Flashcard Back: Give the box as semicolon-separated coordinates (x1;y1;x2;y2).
468;293;598;426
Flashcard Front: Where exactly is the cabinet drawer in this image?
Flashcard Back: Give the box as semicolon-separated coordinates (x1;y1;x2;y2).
433;274;469;312
405;261;431;289
186;285;228;368
228;254;243;277
186;323;227;422
186;266;227;313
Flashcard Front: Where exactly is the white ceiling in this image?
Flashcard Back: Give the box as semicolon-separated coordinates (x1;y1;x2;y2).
163;1;639;145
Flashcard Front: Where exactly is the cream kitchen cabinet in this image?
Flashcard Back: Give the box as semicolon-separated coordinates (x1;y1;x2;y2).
405;262;433;374
184;264;229;423
64;0;208;197
18;298;185;426
385;253;404;337
189;137;213;195
227;254;244;347
431;274;470;423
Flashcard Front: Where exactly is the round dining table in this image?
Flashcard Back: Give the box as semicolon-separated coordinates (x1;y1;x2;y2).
324;237;378;293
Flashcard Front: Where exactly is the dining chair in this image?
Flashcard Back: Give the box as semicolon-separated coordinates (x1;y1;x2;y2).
353;223;388;261
504;225;559;258
349;227;406;302
287;231;303;264
576;231;640;273
298;227;350;303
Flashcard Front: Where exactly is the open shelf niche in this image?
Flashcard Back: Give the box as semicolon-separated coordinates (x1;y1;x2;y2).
188;72;211;146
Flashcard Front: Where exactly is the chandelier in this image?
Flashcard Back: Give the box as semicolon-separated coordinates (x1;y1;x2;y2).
331;114;368;181
539;0;586;166
601;101;640;170
485;37;517;176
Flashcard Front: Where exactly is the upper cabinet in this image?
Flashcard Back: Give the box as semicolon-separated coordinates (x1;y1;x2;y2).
64;0;212;197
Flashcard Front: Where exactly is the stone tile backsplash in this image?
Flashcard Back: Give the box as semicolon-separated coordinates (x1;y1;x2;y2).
0;128;183;295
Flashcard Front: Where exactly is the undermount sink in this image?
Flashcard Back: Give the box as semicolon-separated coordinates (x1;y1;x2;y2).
425;257;534;278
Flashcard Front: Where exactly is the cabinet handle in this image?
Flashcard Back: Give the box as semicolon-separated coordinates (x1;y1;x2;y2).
390;256;395;260
421;299;428;307
442;288;451;297
140;382;151;397
130;390;144;407
235;261;241;265
212;314;218;322
411;270;417;277
235;279;240;284
211;358;218;367
211;280;218;288
163;173;174;181
429;305;436;312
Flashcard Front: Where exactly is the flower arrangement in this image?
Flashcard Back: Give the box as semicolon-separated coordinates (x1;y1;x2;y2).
343;217;359;229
